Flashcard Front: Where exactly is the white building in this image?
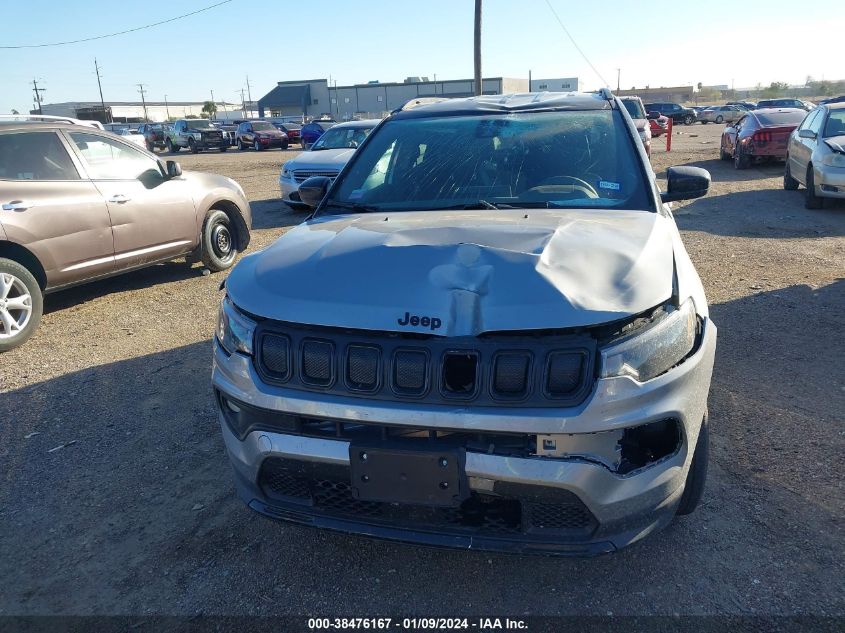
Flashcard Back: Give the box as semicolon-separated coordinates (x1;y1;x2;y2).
530;77;580;92
38;101;242;123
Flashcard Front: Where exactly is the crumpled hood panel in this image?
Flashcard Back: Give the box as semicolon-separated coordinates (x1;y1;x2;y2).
227;210;675;335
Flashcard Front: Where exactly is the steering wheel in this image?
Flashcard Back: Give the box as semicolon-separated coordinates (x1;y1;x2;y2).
524;176;599;199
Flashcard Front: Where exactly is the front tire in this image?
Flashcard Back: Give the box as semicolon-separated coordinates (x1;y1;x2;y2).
734;146;750;169
805;166;823;209
238;139;246;151
200;210;238;272
166;139;178;153
676;411;709;516
189;138;198;154
719;145;731;161
254;139;262;151
783;159;799;190
0;258;43;353
715;115;724;124
684;114;694;125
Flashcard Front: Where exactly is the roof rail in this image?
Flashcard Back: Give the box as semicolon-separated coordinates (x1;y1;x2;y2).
597;88;614;101
399;97;450;112
0;114;104;129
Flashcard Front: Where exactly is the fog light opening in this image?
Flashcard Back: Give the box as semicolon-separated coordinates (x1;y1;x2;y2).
442;352;479;395
618;419;681;474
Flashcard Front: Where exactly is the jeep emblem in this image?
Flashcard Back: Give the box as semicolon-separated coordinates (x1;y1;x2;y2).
397;311;442;331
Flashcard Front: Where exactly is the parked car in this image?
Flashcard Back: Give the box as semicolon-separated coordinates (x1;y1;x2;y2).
0;114;105;130
720;108;806;169
784;102;845;208
273;122;301;145
0;121;251;351
727;101;756;110
818;96;845;105
214;123;238;147
138;123;168;151
619;96;652;156
279;120;379;207
698;105;745;125
235;120;289;151
166;119;228;153
217;91;716;554
649;112;669;137
103;123;148;148
756;98;814;111
300;119;337;149
644;102;697;125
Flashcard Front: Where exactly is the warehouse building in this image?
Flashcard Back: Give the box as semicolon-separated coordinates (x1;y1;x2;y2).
37;100;241;123
257;77;531;120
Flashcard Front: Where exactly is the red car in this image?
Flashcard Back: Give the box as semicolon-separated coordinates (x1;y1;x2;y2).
720;108;806;169
274;123;301;144
649;113;669;137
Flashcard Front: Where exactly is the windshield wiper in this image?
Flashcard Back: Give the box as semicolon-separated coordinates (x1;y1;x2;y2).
323;200;383;214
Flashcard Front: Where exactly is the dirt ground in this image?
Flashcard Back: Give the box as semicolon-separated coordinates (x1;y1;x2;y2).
1;124;843;618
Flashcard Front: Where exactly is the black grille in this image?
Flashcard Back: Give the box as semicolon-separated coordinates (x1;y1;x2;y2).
546;352;585;397
393;349;428;395
493;352;530;396
254;322;596;408
261;334;290;378
301;340;333;386
257;458;596;538
346;345;380;391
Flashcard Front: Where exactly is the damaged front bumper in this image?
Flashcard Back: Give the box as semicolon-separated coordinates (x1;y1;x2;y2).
212;319;716;555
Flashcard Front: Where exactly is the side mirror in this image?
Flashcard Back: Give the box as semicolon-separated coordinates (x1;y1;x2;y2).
647;111;661;120
660;166;710;203
798;129;817;140
299;176;332;208
166;160;182;178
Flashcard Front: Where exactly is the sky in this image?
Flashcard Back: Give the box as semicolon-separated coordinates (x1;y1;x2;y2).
1;0;842;113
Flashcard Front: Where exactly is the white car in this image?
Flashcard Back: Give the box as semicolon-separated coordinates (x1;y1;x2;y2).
279;120;380;208
103;123;148;148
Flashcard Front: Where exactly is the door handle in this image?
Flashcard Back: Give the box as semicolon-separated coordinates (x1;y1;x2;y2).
2;200;31;211
108;194;131;203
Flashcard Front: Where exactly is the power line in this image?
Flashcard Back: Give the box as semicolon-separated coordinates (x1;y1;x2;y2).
0;0;234;49
542;0;609;88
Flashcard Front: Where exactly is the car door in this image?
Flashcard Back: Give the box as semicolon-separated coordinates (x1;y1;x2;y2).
65;130;199;270
791;109;822;180
0;129;115;289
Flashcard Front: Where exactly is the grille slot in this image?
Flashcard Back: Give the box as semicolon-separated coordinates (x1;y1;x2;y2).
393;349;428;395
293;169;338;183
346;345;380;392
523;501;596;532
546;352;584;398
442;351;479;398
261;334;291;379
301;340;334;386
493;352;530;397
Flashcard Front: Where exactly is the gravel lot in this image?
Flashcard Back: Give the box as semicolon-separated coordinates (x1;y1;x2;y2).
1;124;843;618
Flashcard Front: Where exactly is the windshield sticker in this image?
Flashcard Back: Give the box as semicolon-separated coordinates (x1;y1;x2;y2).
349;189;364;200
599;180;621;191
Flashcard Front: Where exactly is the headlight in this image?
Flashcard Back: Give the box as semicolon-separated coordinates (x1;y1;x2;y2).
600;299;697;382
822;152;845;168
281;162;292;178
217;296;256;356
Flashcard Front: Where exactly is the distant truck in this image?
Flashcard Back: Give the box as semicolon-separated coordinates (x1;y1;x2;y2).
165;119;228;153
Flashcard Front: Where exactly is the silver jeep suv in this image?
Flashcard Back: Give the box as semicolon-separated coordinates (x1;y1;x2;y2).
213;91;717;555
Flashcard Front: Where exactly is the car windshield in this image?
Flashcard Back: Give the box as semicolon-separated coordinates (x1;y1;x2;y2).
252;121;275;131
323;110;653;214
621;100;645;119
823;110;845;137
755;111;805;125
186;119;215;131
311;126;373;151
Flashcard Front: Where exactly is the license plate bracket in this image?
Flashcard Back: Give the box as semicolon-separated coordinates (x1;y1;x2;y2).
348;444;468;507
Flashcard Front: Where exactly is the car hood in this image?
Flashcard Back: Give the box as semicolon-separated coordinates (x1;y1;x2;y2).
824;135;845;153
227;209;675;336
288;148;355;169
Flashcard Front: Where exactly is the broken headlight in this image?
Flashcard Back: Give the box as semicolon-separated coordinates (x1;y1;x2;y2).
600;299;697;382
216;295;256;356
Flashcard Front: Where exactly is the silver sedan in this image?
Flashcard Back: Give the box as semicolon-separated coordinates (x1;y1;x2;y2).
784;102;845;208
698;105;744;124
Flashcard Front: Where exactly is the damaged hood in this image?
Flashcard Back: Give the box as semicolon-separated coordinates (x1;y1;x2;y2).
824;135;845;153
226;210;676;336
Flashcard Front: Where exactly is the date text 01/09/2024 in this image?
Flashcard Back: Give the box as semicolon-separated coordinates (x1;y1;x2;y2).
307;617;528;630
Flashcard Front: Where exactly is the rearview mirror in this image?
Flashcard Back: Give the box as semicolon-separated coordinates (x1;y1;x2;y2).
166;160;182;178
798;129;817;140
647;111;661;120
660;166;710;203
299;176;332;208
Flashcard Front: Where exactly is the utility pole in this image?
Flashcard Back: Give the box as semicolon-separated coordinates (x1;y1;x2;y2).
210;89;216;120
473;0;482;96
32;79;46;115
164;94;171;120
616;68;621;93
136;83;148;121
245;75;253;115
239;88;246;117
94;59;110;122
529;69;532;91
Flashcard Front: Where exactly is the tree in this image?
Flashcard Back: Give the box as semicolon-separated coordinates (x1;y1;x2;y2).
697;82;703;91
10;109;19;114
201;101;217;118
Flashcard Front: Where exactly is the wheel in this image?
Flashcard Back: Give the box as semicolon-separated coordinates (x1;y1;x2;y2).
253;139;262;151
719;145;731;161
166;139;178;153
783;159;799;191
676;411;709;516
684;114;694;125
0;258;43;352
805;166;823;209
700;121;708;125
281;141;289;150
715;115;724;124
146;141;155;152
188;138;198;154
734;146;750;169
200;209;238;272
238;139;246;151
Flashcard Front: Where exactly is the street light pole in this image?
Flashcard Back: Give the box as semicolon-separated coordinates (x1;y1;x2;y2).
473;0;482;96
164;94;170;120
616;68;621;93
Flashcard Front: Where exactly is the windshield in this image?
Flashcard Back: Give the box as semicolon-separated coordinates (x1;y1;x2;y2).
312;126;373;151
621;100;645;119
252;121;275;131
323;110;653;214
186;119;215;131
823;110;845;137
755;111;805;126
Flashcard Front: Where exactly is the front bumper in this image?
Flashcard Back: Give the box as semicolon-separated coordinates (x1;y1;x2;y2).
817;164;845;198
279;176;304;205
213;319;717;555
